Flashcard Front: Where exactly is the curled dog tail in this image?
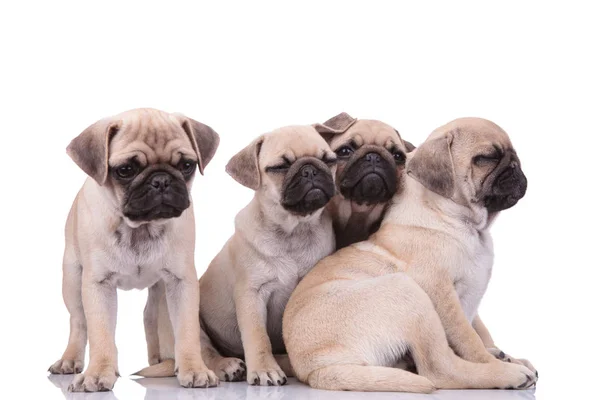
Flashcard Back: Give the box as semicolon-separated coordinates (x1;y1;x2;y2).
132;359;175;378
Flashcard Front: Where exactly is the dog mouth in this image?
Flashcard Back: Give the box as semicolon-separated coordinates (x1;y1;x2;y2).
483;166;527;212
342;171;393;204
340;167;397;205
124;203;187;222
280;160;335;216
122;170;191;221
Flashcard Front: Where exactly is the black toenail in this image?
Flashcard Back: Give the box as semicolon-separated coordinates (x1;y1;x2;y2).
224;373;229;381
254;377;259;385
267;380;273;386
507;358;512;362
282;377;287;385
277;380;281;385
536;371;539;378
499;351;505;359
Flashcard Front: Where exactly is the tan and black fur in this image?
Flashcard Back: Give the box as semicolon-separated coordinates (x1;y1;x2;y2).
314;113;414;249
48;108;220;391
283;117;537;392
136;125;337;386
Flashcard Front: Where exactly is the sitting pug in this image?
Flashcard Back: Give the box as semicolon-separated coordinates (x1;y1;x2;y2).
283;117;536;392
48;108;220;391
136;125;337;386
314;112;415;249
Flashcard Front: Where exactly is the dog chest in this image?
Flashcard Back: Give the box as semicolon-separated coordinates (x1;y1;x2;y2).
453;231;494;321
101;222;170;290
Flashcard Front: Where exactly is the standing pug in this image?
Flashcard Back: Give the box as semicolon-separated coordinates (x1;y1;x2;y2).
136;125;337;386
283;118;536;392
314;112;414;249
48;108;220;391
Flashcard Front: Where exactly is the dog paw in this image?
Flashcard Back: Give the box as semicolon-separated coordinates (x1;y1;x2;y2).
488;348;538;379
247;362;287;386
68;367;119;392
177;367;219;388
212;357;246;382
493;361;537;390
48;358;84;375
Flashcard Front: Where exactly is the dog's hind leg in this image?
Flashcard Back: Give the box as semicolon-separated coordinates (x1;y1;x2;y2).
199;325;247;382
308;364;435;393
143;282;163;366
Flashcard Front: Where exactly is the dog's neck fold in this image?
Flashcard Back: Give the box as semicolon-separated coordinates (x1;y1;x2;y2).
384;175;495;234
239;192;327;236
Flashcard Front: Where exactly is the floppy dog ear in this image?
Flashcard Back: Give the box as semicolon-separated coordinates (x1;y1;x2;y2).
394;129;416;153
403;140;416;153
313;112;357;142
226;136;264;190
178;116;220;175
407;132;455;198
67;118;121;185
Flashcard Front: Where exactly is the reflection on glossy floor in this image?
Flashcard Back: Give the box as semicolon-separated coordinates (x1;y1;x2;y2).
48;374;536;400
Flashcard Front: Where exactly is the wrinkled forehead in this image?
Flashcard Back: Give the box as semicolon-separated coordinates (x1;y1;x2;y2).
330;119;403;148
432;118;514;154
108;112;195;166
260;126;332;165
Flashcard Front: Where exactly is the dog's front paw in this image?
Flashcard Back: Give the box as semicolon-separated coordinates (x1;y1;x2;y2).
176;366;219;388
49;358;84;375
247;358;287;386
492;361;537;389
212;357;246;382
68;366;119;392
488;348;538;379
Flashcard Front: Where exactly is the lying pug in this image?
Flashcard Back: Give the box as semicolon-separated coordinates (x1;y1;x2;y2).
136;125;337;386
48;108;220;391
314;112;415;249
283;117;536;392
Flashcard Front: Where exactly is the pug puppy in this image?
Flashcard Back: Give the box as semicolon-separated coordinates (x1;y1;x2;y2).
48;108;220;391
283;118;536;392
314;113;415;249
136;125;337;386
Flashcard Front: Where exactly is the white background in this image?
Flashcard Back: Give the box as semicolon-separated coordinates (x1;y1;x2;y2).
1;1;598;399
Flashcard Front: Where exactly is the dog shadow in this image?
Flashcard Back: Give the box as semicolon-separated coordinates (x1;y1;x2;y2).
132;377;289;400
47;374;120;400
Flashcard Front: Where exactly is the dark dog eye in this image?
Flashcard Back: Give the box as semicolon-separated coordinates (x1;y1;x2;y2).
393;151;406;163
115;163;139;179
336;146;354;158
265;164;290;173
179;160;196;176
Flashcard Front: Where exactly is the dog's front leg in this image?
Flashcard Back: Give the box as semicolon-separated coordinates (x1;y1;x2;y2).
234;282;287;386
473;314;537;375
163;270;218;388
68;272;119;392
413;273;497;364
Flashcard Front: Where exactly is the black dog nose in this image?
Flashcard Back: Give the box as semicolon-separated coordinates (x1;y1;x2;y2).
365;152;381;164
301;164;319;179
150;173;172;192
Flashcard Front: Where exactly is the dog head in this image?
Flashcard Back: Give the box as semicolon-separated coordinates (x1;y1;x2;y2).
407;117;527;213
314;112;414;205
226;125;336;216
67;108;219;226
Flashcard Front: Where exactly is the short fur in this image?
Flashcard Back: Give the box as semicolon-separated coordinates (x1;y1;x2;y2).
137;125;337;386
283;117;536;392
48;108;220;391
